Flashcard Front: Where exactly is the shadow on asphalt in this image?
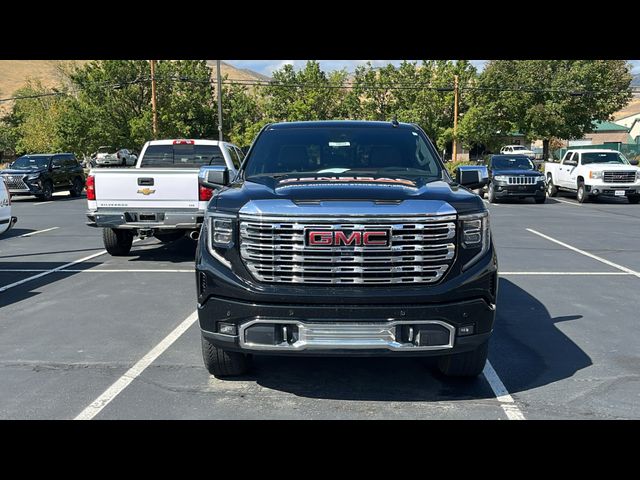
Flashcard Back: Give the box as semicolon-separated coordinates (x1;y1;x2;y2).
0;262;101;309
11;194;86;203
0;247;103;259
126;237;197;263
219;278;592;401
0;228;34;240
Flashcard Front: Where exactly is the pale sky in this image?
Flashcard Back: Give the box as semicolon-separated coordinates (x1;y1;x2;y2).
227;60;640;77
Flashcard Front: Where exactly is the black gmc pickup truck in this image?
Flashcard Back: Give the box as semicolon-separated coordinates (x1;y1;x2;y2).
196;121;497;378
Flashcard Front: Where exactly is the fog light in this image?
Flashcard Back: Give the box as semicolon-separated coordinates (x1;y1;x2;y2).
592;189;599;194
459;324;475;336
218;322;237;335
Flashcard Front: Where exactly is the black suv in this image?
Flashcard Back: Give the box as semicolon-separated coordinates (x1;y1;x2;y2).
486;154;546;203
0;153;86;201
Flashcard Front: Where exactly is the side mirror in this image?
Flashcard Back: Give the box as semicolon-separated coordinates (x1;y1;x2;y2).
629;159;639;166
456;165;489;190
199;165;229;189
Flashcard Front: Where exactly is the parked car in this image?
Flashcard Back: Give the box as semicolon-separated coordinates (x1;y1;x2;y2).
0;153;86;201
485;154;546;203
196;120;496;378
94;147;136;167
86;139;244;255
0;177;18;235
500;145;536;160
545;149;640;203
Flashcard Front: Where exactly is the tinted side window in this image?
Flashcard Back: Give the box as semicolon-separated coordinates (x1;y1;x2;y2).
51;156;64;168
227;146;241;169
235;146;245;162
64;155;77;167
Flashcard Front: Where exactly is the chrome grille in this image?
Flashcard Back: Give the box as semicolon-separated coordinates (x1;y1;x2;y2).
506;176;536;185
2;175;28;191
239;215;457;285
603;171;635;183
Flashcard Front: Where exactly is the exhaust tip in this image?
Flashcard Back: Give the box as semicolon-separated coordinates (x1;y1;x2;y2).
189;230;200;241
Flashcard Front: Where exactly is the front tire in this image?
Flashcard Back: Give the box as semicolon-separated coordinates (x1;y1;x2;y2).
201;335;250;377
36;181;53;201
576;182;588;203
102;228;133;256
437;340;489;377
629;195;640;204
487;183;498;203
546;176;558;197
69;177;84;197
534;195;546;204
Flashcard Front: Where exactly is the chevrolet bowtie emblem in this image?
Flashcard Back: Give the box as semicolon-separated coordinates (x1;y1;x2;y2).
137;188;156;195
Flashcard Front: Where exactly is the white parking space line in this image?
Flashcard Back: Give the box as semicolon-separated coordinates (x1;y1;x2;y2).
0;239;144;293
32;201;54;206
526;228;640;278
0;269;195;273
20;227;59;237
553;198;580;206
483;360;525;420
500;271;630;276
75;311;198;420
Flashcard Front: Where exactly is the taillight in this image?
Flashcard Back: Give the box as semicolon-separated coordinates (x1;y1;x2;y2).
173;139;195;145
199;185;213;201
86;175;96;200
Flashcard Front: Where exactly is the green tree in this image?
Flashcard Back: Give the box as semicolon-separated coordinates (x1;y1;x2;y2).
57;60;217;156
262;61;350;121
459;60;633;159
3;81;68;154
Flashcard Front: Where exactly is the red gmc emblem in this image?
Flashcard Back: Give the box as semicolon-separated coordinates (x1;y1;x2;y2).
305;229;391;247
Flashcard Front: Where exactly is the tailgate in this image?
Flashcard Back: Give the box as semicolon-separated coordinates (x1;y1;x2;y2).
93;168;200;209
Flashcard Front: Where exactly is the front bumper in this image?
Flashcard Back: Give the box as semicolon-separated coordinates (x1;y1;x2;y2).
86;209;204;230
493;182;546;198
585;184;640;196
199;297;494;357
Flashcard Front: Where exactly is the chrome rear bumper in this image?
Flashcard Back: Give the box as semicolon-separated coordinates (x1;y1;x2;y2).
238;319;455;352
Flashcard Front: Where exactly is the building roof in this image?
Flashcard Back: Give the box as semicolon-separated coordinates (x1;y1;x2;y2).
593;121;629;132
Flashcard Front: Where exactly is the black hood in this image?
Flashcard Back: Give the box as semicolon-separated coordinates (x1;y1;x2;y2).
1;168;47;175
491;168;540;176
212;176;485;215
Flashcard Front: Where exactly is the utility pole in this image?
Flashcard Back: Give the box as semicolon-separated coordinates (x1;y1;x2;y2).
150;60;158;139
217;59;223;142
452;74;459;162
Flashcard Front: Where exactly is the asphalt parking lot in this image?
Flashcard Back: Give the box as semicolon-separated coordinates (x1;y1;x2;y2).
1;191;639;419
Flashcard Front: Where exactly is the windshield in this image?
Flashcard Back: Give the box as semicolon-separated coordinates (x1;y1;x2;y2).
140;144;226;168
492;156;534;170
97;147;113;154
12;156;50;169
244;126;443;179
581;152;628;165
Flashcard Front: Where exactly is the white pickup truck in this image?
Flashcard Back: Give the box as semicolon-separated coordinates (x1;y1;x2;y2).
545;149;640;204
86;139;243;255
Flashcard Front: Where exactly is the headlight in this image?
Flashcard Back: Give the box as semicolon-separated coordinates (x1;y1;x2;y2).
206;213;235;269
535;175;546;183
26;173;41;180
210;215;234;247
460;211;490;271
494;175;509;182
589;171;603;179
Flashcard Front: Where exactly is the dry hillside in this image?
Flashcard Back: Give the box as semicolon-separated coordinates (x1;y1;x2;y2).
0;60;269;113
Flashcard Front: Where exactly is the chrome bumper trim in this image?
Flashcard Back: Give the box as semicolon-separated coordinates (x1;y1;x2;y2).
238;319;455;351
